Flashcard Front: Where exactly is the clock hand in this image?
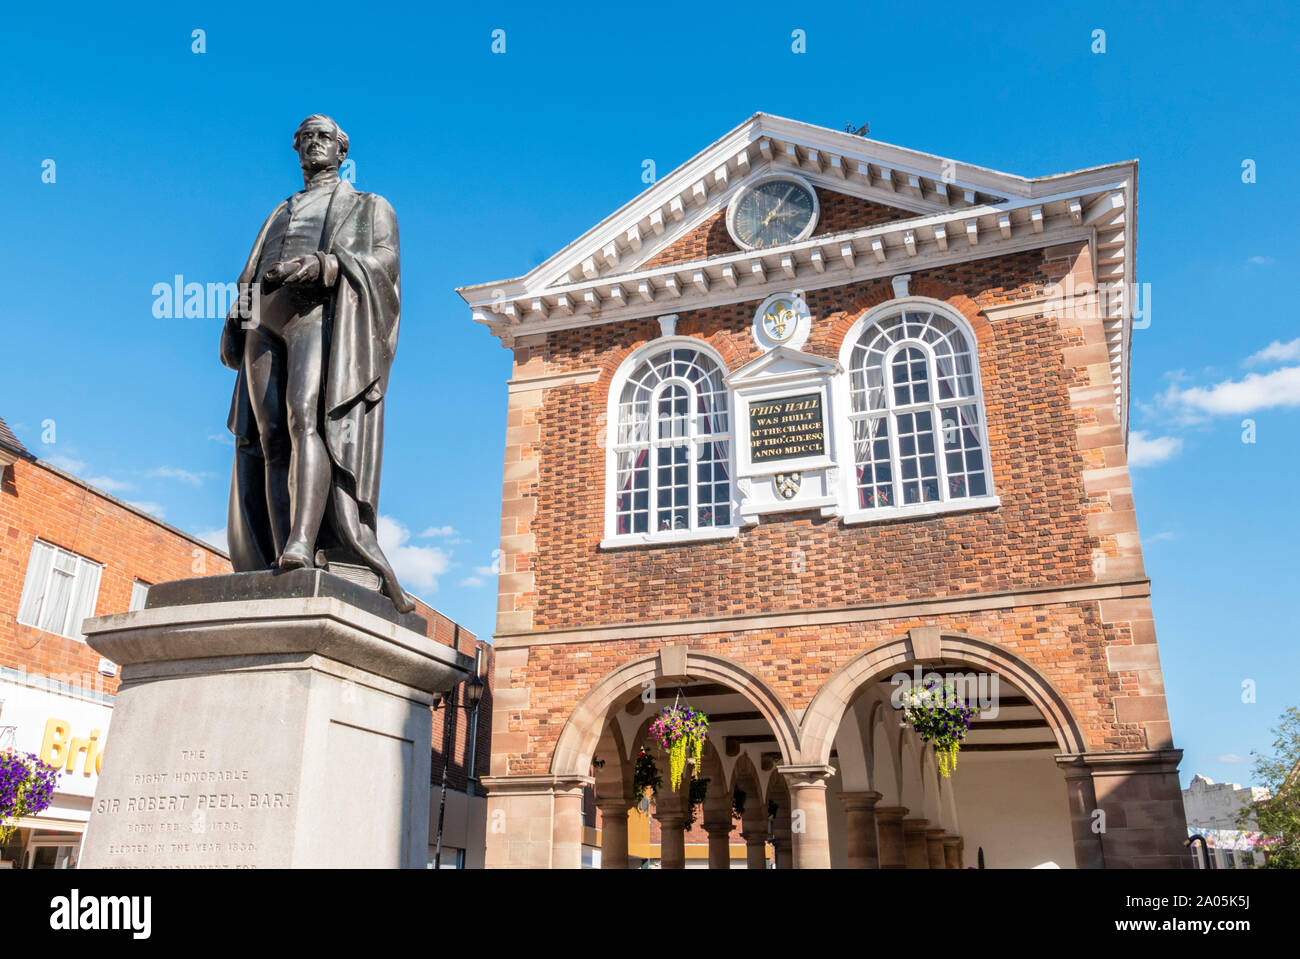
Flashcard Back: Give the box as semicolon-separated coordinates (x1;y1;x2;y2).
762;187;800;229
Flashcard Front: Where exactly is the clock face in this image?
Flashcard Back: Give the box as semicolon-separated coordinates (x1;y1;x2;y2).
729;178;818;250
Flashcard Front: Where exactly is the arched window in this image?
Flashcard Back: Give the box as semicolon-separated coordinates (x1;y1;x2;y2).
608;343;733;541
844;306;993;514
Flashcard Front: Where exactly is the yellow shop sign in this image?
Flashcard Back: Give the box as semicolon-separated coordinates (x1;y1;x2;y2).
39;717;106;778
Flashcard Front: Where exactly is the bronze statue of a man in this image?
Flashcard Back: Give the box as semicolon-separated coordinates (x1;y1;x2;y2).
220;115;414;613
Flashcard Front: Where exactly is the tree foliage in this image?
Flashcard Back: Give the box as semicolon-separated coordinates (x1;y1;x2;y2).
1237;706;1300;868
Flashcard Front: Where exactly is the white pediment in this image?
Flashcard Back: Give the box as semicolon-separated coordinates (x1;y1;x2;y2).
725;346;843;389
458;112;1139;437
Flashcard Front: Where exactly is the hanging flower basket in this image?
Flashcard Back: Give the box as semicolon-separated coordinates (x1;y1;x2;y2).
632;746;662;808
684;778;709;830
0;749;61;844
649;702;709;791
899;682;977;777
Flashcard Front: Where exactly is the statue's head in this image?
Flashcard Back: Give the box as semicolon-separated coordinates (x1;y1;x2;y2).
293;115;348;174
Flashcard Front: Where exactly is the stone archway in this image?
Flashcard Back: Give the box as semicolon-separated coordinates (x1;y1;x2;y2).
550;647;801;779
547;646;800;869
798;630;1089;869
799;631;1088;765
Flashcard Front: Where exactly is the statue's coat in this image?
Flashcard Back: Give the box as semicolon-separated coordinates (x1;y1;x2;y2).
220;179;403;593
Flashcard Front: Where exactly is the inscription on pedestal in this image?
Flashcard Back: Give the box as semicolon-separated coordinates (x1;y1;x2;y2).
89;747;295;868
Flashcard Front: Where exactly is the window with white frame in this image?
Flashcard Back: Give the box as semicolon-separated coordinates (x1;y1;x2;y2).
129;579;151;612
845;307;993;514
609;344;733;539
16;540;103;641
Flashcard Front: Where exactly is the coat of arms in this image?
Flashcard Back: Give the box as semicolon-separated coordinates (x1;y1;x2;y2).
774;472;801;500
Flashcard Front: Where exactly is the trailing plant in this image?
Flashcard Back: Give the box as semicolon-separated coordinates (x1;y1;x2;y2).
649;701;709;791
684;778;710;830
632;746;661;807
899;681;977;777
732;787;746;821
0;749;60;844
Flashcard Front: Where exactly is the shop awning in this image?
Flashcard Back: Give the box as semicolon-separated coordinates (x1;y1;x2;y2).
14;816;85;834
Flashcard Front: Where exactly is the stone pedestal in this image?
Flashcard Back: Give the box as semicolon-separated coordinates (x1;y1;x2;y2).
78;572;471;869
656;814;686;869
839;790;883;869
741;829;768;870
942;835;962;869
875;806;908;868
925;828;948;869
704;821;732;869
902;818;931;869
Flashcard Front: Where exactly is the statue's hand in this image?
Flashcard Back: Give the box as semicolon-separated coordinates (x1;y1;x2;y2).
279;255;321;285
261;256;318;292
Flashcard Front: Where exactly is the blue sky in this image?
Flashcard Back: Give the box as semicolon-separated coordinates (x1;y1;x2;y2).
1;2;1296;788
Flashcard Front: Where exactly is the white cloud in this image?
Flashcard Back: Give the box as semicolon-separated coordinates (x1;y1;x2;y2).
1165;366;1300;416
44;455;87;474
86;475;133;493
1128;431;1183;468
208;433;235;447
1244;338;1300;366
458;576;484;588
128;501;167;519
1144;531;1176;544
420;525;460;538
149;466;207;486
194;527;228;553
1215;754;1248;764
1246;255;1274;265
377;515;451;593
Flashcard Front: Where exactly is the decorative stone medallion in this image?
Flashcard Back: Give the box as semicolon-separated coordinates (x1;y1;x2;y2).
753;292;812;352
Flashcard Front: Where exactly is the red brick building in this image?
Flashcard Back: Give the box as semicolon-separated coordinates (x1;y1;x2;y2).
0;417;491;868
458;114;1188;868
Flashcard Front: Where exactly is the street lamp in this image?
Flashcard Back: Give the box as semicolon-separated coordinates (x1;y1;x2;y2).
432;671;485;869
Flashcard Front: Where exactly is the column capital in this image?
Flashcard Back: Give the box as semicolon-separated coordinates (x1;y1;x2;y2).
925;827;947;840
703;820;733;838
776;763;836;787
654;813;686;829
1054;748;1184;776
740;830;768;844
482;773;595;795
595;798;634;816
874;805;909;823
901;817;930;834
838;790;884;811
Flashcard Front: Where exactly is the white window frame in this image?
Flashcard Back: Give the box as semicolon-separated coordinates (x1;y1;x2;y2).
601;337;739;549
834;297;1000;524
129;579;151;612
15;539;104;642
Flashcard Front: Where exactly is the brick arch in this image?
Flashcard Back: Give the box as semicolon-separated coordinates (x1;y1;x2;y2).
592;329;745;401
798;631;1088;766
834;291;994;362
908;277;993;349
550;649;801;778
